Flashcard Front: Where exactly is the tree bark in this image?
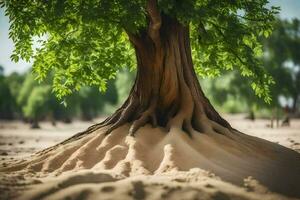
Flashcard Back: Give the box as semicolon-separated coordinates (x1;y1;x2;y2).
61;14;232;145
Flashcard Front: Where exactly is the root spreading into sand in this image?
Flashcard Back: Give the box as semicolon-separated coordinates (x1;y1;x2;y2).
1;123;300;200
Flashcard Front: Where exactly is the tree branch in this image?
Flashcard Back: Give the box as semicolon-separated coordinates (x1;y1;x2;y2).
209;21;249;66
234;14;266;22
147;0;161;46
126;31;142;48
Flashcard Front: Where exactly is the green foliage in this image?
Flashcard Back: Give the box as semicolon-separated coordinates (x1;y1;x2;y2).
15;72;52;121
200;74;251;114
78;80;118;120
115;69;136;105
0;66;15;119
203;18;300;114
188;1;279;103
163;0;278;103
3;0;139;100
17;72;36;107
264;18;300;109
33;28;134;100
0;64;120;122
0;67;24;119
23;85;51;119
5;72;25;100
0;67;119;122
2;0;279;102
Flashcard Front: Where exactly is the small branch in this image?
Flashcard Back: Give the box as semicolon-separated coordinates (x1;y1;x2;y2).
126;30;142;48
234;14;266;22
198;21;207;35
209;21;248;66
147;0;161;46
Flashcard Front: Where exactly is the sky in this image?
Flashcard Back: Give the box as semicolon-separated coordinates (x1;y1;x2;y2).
1;0;300;75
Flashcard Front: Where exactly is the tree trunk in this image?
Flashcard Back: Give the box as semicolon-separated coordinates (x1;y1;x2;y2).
31;118;40;129
62;15;232;144
292;93;298;113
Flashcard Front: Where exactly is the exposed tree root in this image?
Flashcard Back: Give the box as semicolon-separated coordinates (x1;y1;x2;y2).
2;120;300;198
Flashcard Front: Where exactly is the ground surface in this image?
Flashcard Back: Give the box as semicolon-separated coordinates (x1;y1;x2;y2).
0;114;299;200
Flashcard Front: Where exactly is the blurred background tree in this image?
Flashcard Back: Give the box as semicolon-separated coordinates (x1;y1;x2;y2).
0;66;121;128
23;85;51;128
200;18;300;124
0;65;15;119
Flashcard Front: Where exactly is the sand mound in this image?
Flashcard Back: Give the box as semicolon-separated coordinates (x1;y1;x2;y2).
2;124;300;199
19;169;295;200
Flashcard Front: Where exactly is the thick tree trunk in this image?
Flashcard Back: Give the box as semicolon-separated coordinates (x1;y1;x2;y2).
62;15;232;145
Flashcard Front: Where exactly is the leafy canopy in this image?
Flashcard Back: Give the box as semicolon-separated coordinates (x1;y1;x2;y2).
1;0;279;102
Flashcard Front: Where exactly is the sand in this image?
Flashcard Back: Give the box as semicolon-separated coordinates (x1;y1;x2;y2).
0;115;300;200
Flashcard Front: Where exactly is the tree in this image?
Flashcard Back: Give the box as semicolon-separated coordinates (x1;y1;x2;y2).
2;0;278;135
16;72;50;127
199;72;253;115
23;86;51;128
78;81;118;121
264;18;300;113
15;69;118;125
5;71;25;118
0;66;15;119
17;72;36;111
2;0;300;197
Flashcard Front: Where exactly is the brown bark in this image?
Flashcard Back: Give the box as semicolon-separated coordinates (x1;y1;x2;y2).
60;14;232;146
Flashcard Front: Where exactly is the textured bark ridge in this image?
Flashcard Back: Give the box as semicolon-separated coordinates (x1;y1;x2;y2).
106;16;231;133
61;15;232;146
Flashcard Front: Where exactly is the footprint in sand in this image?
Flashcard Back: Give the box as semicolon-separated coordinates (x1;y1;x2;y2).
101;186;115;192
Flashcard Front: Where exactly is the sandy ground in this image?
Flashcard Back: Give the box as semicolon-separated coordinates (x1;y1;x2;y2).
0;114;299;200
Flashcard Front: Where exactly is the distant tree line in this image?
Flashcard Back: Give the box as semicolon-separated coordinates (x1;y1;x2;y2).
0;67;136;128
